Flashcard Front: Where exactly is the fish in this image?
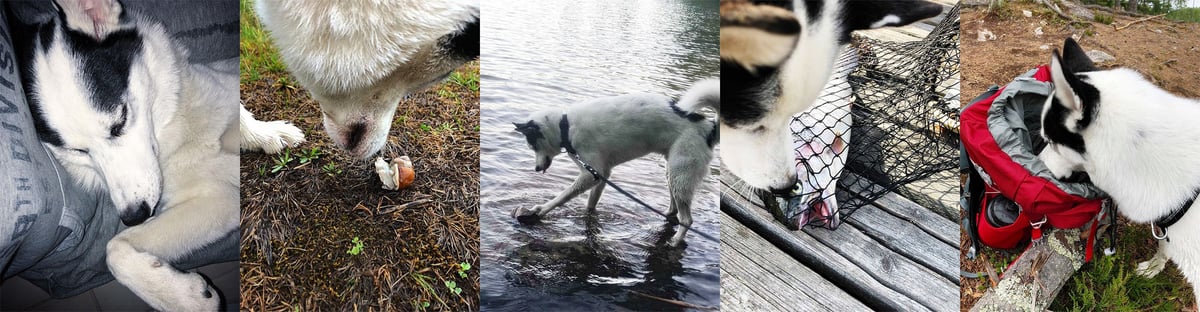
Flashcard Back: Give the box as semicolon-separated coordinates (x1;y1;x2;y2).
786;49;857;230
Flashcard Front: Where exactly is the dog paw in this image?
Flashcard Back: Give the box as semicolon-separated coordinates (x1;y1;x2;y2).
107;240;219;312
1136;259;1167;277
666;232;688;248
243;120;306;154
513;206;546;224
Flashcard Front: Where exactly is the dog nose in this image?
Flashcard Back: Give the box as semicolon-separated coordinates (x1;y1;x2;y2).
120;201;152;226
344;122;368;152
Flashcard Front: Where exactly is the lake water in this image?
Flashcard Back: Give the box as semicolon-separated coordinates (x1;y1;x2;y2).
478;0;720;310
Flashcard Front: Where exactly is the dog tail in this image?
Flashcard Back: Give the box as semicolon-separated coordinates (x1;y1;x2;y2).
677;78;720;114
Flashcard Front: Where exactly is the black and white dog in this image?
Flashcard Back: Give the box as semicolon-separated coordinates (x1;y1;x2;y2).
242;0;480;159
720;0;942;193
512;79;719;246
1040;37;1200;305
14;0;238;309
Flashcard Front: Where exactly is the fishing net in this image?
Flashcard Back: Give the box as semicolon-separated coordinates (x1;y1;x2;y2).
763;5;962;230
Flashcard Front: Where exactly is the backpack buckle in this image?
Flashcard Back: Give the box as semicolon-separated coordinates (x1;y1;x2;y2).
1030;216;1048;243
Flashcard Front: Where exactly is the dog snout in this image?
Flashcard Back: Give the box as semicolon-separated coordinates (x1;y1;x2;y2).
768;184;797;197
344;122;368;151
120;201;153;226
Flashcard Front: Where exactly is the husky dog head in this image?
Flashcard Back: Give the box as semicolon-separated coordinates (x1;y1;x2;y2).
255;0;479;159
1040;38;1099;179
16;0;182;226
512;109;563;173
719;0;942;193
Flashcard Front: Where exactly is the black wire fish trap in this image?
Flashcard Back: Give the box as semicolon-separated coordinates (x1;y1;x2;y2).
765;5;961;230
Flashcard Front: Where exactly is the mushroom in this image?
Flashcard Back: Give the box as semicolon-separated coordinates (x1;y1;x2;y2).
374;156;415;190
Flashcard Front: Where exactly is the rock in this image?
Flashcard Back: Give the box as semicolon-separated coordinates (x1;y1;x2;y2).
1086;50;1115;63
1023;10;1033;17
1034;27;1044;37
1060;0;1095;21
977;29;996;42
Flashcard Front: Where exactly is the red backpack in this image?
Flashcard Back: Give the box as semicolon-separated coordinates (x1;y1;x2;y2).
961;65;1110;261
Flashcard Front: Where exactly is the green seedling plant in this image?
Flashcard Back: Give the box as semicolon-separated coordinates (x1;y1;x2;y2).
346;237;364;256
298;147;321;164
322;162;342;177
457;262;471;278
271;149;294;173
444;280;462;296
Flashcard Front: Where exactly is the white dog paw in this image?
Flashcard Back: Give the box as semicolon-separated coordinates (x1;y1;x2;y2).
107;241;219;312
243;120;306;154
1136;259;1167;277
513;206;544;224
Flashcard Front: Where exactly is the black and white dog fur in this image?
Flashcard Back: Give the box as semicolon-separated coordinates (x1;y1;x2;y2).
1040;37;1200;305
14;0;238;309
720;0;942;193
512;79;720;247
241;0;480;159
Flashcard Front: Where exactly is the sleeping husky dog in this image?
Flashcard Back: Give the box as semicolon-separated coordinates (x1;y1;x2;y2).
1040;37;1200;305
14;0;238;309
720;0;941;193
241;0;480;159
511;79;719;246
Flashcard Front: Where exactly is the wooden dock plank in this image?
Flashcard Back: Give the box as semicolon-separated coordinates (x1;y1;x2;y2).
838;196;960;282
723;180;935;311
722;170;959;311
720;213;870;312
844;174;960;246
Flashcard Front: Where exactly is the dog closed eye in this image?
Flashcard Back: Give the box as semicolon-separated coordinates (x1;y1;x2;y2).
109;105;128;138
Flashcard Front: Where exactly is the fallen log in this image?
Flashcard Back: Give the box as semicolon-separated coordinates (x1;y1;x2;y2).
970;227;1088;311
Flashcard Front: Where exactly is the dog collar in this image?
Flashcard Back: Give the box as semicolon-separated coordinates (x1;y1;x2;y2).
1152;189;1199;241
559;114;576;155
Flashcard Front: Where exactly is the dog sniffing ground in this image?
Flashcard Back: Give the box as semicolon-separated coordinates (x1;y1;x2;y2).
238;1;480;310
960;2;1199;310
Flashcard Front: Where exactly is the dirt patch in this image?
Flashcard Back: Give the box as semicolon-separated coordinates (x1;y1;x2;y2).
239;62;480;311
960;3;1198;309
961;2;1200;99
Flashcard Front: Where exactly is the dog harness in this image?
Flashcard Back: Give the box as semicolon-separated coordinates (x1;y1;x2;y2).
559;114;576;154
1152;189;1199;241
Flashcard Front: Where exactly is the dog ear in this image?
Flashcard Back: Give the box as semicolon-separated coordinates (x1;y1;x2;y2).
512;121;540;136
1049;49;1081;111
1060;37;1097;73
841;0;942;41
55;0;125;42
1049;38;1098;112
720;1;800;72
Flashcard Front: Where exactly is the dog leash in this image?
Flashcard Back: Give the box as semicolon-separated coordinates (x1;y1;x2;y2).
559;115;721;244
